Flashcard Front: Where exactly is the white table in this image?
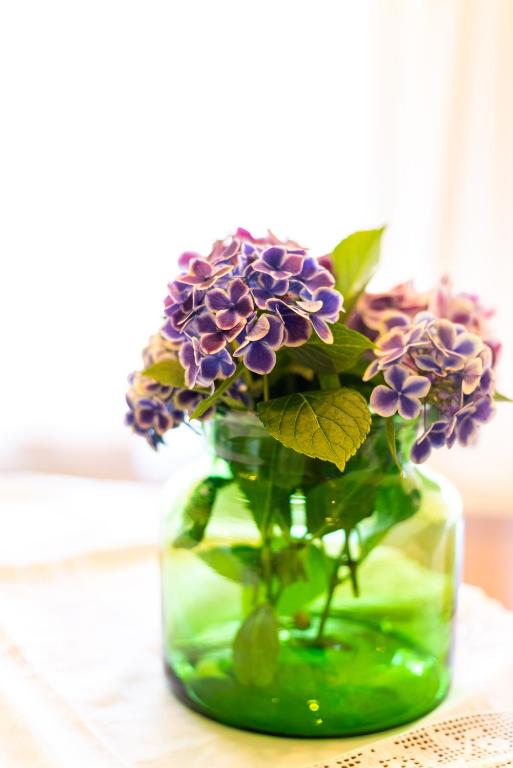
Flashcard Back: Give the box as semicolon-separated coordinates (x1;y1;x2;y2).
1;473;512;768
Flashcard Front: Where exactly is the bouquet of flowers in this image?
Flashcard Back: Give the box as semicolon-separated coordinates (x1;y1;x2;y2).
126;226;504;469
125;227;509;736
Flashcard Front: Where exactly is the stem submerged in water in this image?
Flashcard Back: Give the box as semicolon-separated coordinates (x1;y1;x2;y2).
260;439;279;602
315;529;359;643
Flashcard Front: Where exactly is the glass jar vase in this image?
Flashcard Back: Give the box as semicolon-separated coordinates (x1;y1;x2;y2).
161;412;462;737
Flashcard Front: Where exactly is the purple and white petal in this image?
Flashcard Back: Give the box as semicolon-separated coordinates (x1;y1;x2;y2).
310;315;333;343
243;342;276;375
228;277;249;303
427;420;449;449
414;354;441;373
453;333;483;358
314;288;343;320
457;415;478;446
264;315;285;349
280;253;304;276
398;394;422;420
473;396;495;423
383;365;409;392
435;319;457;351
296;299;324;313
411;434;432;464
402;375;431;398
461;357;483;395
246;314;271;341
205;288;230;312
362;358;380;382
370;385;399;417
199;332;226;355
280;310;312;347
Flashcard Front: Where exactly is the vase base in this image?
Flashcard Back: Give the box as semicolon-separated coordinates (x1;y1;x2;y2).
164;616;451;738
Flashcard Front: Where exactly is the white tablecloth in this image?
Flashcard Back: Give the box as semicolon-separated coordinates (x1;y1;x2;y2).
1;473;512;768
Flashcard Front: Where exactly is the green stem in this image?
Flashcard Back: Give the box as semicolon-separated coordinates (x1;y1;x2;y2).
260;440;279;601
344;530;360;597
315;538;346;642
315;530;359;643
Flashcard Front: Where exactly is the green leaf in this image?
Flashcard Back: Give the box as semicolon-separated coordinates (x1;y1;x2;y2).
173;477;231;549
199;545;261;585
277;544;331;614
305;469;382;534
332;227;385;312
273;545;306;587
495;391;513;403
190;363;245;419
238;477;292;533
257;388;371;471
287;324;375;374
142;359;185;387
359;479;420;558
233;603;280;687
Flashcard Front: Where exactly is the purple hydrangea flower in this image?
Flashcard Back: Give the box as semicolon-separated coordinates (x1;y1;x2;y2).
205;278;254;330
411;420;450;463
163;228;342;384
291;256;335;293
179;339;201;388
125;396;175;448
370;365;431;419
268;299;312;347
452;395;495;447
233;314;285;374
198;347;236;386
195;312;245;355
250;273;289;310
127;229;344;447
296;287;343;343
178;257;232;289
427;319;483;371
252;246;304;280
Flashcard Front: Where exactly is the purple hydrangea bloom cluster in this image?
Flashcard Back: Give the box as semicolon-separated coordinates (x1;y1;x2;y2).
125;334;205;448
125;332;249;448
162;228;343;386
364;312;496;463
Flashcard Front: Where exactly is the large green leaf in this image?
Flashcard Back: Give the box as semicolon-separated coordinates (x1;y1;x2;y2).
277;544;331;614
199;545;261;585
305;469;382;535
332;228;385;311
142;358;185;387
233;603;280;687
358;479;420;557
287;323;375;374
238;477;292;533
257;388;371;471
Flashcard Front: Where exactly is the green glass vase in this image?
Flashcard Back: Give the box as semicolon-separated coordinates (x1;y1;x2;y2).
161;412;462;737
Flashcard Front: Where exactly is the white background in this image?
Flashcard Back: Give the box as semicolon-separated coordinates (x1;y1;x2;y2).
1;1;512;512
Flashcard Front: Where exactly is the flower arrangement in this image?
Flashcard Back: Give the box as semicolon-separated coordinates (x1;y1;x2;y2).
127;227;509;736
126;226;505;470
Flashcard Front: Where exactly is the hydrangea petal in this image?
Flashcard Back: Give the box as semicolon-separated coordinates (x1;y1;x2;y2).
383;365;409;391
411;434;432;464
402;375;431;398
246;314;271;341
310;315;333;343
243;342;276;374
370;385;399;417
398;394;422;420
